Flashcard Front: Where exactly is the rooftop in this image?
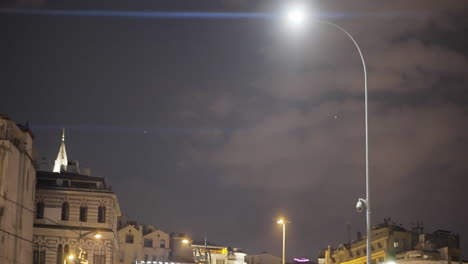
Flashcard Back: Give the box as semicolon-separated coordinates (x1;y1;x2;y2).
36;170;112;192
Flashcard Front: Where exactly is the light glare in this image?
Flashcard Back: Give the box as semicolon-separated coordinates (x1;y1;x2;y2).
286;7;306;26
277;219;284;224
182;239;189;244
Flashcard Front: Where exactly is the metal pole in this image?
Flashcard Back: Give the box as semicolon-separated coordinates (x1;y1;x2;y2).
282;223;286;264
315;20;371;264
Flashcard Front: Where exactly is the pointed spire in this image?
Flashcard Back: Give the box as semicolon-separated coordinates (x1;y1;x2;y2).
53;128;68;173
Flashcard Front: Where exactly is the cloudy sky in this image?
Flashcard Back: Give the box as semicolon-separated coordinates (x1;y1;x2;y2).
1;0;468;260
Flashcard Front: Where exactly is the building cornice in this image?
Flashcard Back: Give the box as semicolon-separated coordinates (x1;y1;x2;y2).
34;223;113;233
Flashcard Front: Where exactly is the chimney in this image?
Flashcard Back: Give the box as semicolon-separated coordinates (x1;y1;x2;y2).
82;168;91;176
357;232;362;240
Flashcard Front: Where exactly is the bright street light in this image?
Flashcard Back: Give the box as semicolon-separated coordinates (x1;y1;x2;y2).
277;219;284;224
283;6;371;264
63;254;74;264
94;233;102;239
285;6;306;26
182;239;189;244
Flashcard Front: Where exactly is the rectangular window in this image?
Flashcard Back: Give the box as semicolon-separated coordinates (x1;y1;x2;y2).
39;250;46;264
144;239;153;248
79;206;87;222
33;250;39;264
160;239;166;248
36;202;44;219
61;202;69;221
98;206;106;223
126;234;134;244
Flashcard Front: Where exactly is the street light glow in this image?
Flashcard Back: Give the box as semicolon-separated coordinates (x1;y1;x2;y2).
94;233;102;239
277;219;284;224
67;255;74;260
182;239;189;244
285;6;307;27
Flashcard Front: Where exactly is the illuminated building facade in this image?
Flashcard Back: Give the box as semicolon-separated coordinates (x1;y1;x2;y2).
0;115;37;264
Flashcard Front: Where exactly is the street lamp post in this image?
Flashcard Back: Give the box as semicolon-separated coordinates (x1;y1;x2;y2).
277;218;288;264
285;7;371;264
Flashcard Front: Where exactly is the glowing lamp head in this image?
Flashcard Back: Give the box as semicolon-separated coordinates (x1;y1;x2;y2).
277;219;285;224
94;233;102;239
286;6;307;27
67;255;74;260
182;239;189;244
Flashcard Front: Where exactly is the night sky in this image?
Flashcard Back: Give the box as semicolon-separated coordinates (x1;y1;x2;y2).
1;0;468;260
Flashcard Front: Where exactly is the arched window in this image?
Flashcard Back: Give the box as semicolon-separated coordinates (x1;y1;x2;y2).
64;245;69;258
61;202;69;221
98;205;106;223
56;244;63;264
36;201;44;219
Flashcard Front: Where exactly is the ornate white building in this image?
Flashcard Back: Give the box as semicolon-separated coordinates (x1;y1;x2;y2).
0;115;37;264
33;130;121;264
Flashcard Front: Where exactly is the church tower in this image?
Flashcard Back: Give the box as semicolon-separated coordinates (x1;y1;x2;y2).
52;128;68;173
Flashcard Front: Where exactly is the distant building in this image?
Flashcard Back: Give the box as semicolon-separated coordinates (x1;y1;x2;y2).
116;218;246;264
245;252;281;264
320;219;461;264
116;222;171;263
395;230;461;264
33;130;121;264
171;233;196;263
0;115;37;264
192;243;246;264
